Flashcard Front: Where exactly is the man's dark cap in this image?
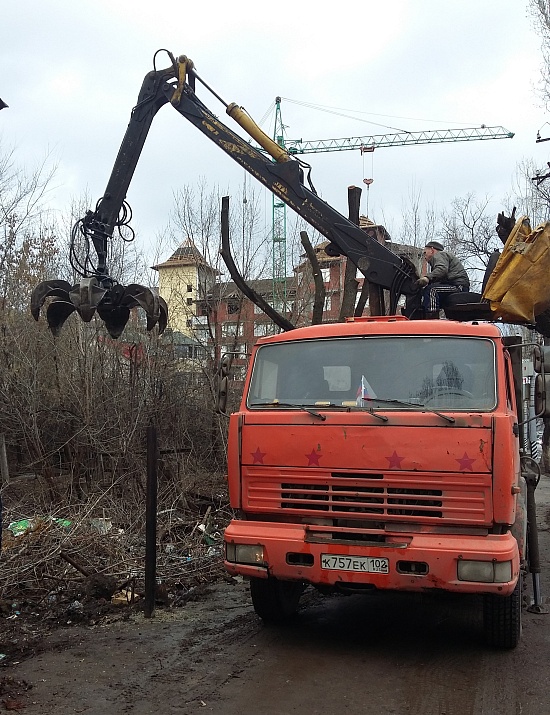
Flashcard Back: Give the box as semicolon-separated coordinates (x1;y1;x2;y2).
425;241;444;251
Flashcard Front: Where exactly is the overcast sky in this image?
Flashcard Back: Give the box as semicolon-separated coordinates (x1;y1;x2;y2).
2;0;549;266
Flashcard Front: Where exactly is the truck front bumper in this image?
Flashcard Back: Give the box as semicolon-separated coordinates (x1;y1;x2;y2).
224;520;520;596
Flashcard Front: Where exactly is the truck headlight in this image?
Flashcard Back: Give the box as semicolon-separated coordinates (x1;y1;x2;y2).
457;560;512;583
493;560;513;583
225;542;265;565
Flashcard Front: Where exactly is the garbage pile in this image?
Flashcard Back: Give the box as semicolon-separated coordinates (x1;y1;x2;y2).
0;495;231;624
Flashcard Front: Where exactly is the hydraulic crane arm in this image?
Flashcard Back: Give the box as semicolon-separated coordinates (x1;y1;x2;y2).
31;52;418;338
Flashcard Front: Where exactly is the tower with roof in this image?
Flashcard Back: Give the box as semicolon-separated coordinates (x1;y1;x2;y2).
152;238;218;337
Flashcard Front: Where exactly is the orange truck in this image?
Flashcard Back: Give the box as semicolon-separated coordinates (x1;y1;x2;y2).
223;316;543;648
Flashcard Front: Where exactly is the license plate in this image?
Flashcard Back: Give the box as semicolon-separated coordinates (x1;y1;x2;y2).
321;554;389;573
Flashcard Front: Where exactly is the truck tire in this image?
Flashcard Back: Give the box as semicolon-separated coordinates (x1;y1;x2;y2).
483;574;522;649
250;577;304;623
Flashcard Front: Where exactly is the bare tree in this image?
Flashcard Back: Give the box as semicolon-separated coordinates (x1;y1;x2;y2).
399;183;438;249
439;194;499;290
529;0;550;109
509;158;550;224
0;144;60;312
0;143;228;508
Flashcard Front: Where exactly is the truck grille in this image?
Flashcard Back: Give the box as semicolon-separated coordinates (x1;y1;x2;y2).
281;483;443;518
245;469;491;525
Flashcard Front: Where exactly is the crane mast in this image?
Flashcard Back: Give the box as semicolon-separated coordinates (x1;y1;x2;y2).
272;98;288;313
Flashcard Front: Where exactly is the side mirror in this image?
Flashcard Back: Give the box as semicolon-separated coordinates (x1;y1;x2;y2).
534;373;550;417
533;345;550;374
216;376;229;414
216;353;233;414
220;353;232;378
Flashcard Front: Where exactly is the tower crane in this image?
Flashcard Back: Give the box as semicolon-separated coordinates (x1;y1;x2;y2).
268;96;514;309
284;125;514;154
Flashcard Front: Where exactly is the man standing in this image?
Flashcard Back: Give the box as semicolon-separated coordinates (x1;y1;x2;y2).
416;241;470;318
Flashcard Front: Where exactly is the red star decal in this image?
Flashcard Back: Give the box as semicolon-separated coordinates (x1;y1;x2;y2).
386;451;404;469
251;447;266;464
306;449;322;466
456;452;475;471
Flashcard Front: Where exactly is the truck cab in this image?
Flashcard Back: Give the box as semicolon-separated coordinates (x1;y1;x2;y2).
224;317;525;648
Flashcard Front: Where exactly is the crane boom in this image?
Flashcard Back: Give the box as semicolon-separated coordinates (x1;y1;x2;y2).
285;126;514;155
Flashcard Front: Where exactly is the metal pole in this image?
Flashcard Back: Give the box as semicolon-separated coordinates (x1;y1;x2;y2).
144;424;158;618
525;472;548;613
0;434;9;486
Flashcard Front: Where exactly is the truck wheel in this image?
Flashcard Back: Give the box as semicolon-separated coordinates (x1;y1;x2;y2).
483;574;522;649
250;577;304;623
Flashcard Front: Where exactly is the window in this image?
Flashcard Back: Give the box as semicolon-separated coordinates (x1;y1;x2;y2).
247;336;497;411
254;322;276;337
321;268;331;284
180;344;207;360
222;343;247;358
272;300;286;313
187;284;193;292
193;325;211;342
227;301;240;315
186;297;194;306
323;294;332;312
222;322;242;337
231;365;248;381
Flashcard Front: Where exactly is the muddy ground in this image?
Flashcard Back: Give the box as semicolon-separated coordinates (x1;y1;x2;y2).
2;479;550;715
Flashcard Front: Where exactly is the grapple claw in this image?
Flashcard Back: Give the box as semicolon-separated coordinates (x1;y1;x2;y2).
115;284;168;334
30;279;73;320
121;284;159;318
46;299;77;336
95;283;168;337
97;304;131;339
69;277;108;322
140;292;168;333
31;276;168;339
156;295;168;334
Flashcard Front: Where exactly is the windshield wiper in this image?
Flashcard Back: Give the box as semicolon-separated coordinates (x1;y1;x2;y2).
348;405;388;422
365;397;455;424
250;399;453;424
250;401;326;421
254;401;388;422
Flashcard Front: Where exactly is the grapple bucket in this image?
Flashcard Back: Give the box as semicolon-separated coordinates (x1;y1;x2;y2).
31;278;168;339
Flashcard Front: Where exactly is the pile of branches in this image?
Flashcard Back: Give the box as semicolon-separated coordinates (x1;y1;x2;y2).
0;480;232;623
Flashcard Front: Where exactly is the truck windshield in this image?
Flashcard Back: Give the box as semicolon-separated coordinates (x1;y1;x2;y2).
247;336;497;412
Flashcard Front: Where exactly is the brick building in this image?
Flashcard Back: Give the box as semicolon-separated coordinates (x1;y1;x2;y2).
155;224;422;375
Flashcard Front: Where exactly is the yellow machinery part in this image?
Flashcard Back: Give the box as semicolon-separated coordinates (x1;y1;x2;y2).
226;103;290;164
483;216;550;322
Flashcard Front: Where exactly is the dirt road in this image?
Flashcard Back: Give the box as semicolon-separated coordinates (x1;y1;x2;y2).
4;479;550;715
